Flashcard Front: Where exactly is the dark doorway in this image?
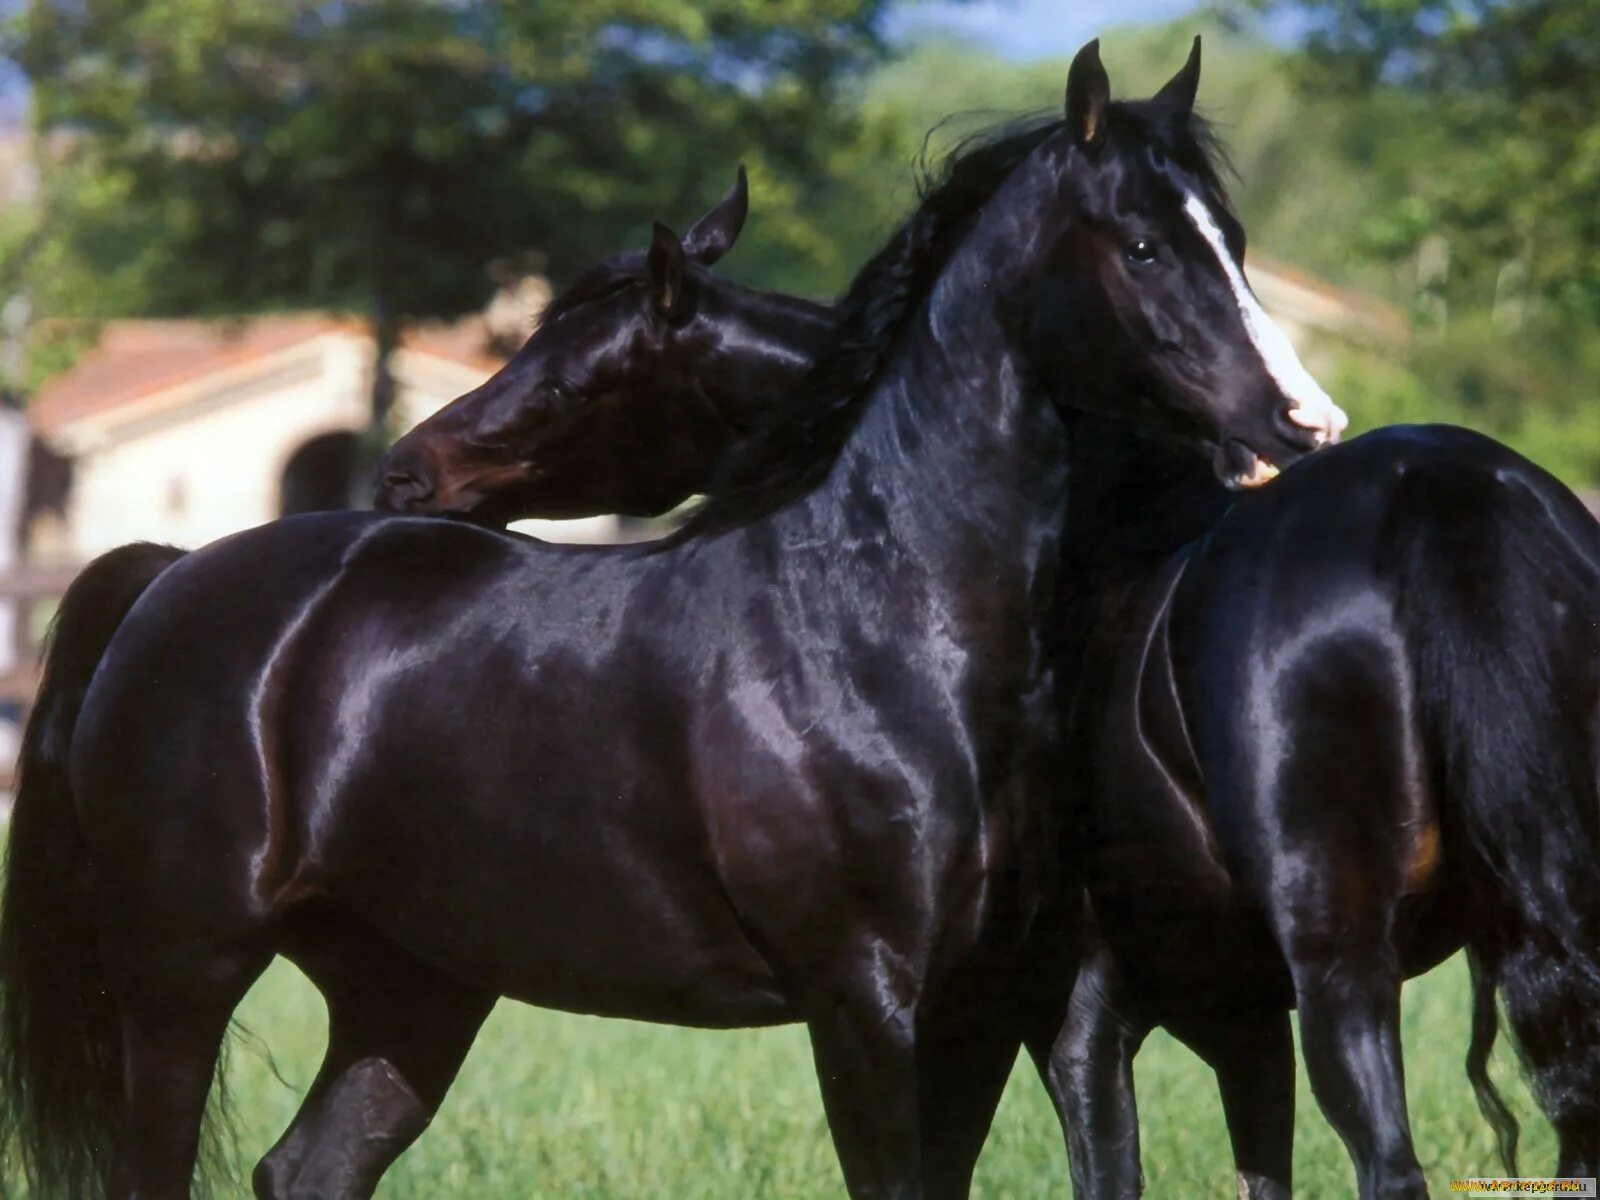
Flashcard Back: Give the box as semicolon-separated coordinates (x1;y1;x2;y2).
280;431;363;516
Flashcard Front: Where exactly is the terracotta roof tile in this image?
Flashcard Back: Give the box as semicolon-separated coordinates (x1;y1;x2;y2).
30;313;505;438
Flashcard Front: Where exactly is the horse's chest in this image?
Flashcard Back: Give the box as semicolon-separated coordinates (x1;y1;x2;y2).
696;659;1057;956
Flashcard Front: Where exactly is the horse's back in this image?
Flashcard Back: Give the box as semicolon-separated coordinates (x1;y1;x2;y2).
1174;424;1596;726
64;511;790;1019
68;512;542;909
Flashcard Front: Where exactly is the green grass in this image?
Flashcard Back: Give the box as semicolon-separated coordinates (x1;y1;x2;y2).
210;953;1553;1198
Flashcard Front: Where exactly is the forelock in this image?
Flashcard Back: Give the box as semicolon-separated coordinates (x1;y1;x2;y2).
1105;100;1237;220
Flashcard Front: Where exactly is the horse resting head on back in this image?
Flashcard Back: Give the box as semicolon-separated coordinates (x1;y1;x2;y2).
379;165;839;522
376;36;1344;524
2;39;1352;1200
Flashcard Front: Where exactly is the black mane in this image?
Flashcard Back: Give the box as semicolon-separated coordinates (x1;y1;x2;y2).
537;255;646;326
1114;100;1234;215
673;100;1234;540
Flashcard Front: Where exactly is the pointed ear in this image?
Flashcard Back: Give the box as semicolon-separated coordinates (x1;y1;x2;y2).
647;220;689;318
1153;35;1202;118
682;165;749;266
1065;39;1111;150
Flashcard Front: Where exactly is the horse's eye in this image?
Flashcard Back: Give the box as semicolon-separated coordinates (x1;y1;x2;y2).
1126;239;1160;266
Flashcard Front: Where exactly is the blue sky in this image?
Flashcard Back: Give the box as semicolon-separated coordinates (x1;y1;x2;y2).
887;0;1210;59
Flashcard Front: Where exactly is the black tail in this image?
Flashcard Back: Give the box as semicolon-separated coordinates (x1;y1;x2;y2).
0;542;186;1197
1395;445;1600;1174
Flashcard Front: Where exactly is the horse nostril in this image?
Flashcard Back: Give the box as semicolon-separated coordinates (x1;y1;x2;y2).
378;468;435;511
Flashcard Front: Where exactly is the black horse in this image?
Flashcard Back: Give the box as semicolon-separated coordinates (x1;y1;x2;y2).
381;165;839;525
0;43;1325;1200
384;52;1600;1200
1051;420;1600;1200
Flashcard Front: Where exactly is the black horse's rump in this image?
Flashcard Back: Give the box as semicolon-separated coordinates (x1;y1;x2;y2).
0;543;187;1199
1061;423;1600;1196
1388;432;1600;1172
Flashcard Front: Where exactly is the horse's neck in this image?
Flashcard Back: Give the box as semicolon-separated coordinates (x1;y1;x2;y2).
762;273;1069;590
745;295;835;367
712;296;837;429
1050;417;1230;696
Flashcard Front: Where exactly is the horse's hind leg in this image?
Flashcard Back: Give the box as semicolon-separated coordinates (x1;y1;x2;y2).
108;944;272;1200
254;922;494;1200
1270;908;1424;1200
1214;651;1430;1199
1168;1007;1295;1200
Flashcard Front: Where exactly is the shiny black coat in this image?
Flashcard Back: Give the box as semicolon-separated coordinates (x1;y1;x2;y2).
1057;423;1600;1199
0;59;1329;1197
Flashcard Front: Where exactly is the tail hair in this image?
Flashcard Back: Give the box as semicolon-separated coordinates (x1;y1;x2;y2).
0;542;185;1196
1465;944;1521;1174
1394;449;1600;1171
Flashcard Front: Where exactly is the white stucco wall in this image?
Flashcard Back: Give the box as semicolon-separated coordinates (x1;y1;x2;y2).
56;334;495;558
63;336;355;556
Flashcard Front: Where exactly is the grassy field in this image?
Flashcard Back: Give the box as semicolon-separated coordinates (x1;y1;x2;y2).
203;953;1553;1198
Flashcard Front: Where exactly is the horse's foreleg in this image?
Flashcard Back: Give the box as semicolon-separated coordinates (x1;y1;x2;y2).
254;926;494;1200
807;987;926;1200
1042;944;1150;1200
1168;1007;1295;1200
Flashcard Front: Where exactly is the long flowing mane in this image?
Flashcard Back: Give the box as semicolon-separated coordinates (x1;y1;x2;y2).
671;101;1234;540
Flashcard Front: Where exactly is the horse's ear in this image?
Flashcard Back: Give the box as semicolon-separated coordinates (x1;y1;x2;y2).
683;165;749;266
1065;39;1111;150
1153;35;1202;119
648;220;689;318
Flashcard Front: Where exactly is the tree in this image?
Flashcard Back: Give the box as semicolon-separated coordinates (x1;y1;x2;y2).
1230;0;1600;324
4;0;907;442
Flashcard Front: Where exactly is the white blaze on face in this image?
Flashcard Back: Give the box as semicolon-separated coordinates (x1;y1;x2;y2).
1181;191;1348;447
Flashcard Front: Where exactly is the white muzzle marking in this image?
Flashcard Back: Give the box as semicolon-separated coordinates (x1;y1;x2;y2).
1183;191;1349;448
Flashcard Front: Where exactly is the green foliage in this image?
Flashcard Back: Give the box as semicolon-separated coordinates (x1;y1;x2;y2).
1232;0;1600;324
6;4;1594;485
4;0;907;414
1330;317;1600;485
727;40;1069;297
734;20;1458;301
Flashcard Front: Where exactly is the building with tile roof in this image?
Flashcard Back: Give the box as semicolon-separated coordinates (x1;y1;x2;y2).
24;313;523;560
